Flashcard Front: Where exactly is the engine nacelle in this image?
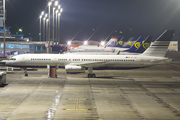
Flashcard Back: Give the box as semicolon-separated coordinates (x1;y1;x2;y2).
65;65;85;74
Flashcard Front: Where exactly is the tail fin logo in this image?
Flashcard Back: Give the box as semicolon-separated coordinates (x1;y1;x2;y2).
143;43;150;49
119;41;123;46
134;42;141;48
128;41;133;46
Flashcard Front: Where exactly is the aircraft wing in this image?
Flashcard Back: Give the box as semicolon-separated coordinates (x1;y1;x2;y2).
67;61;106;68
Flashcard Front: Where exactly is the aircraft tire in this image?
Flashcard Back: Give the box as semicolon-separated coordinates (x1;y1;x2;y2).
25;73;28;76
92;74;96;78
88;74;96;78
88;74;91;78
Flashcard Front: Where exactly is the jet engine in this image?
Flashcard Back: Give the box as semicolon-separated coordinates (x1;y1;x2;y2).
65;65;85;74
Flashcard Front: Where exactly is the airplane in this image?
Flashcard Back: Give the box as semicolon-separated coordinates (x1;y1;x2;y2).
69;37;135;52
66;36;143;54
117;35;152;55
113;37;125;47
64;36;147;55
1;30;174;78
120;37;135;48
69;37;118;52
104;37;119;47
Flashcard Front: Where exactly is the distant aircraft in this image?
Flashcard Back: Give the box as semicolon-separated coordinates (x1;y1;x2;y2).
117;35;152;55
104;37;119;47
69;37;119;52
114;37;125;47
65;36;145;55
121;37;135;48
1;30;174;78
68;36;142;53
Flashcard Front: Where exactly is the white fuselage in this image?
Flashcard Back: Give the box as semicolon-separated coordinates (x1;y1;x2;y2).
3;54;170;69
64;51;140;55
69;45;129;52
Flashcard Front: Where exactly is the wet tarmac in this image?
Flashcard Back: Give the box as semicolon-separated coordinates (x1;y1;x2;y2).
0;52;180;120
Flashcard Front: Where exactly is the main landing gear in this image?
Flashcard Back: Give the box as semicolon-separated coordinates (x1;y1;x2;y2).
24;68;28;76
88;67;96;78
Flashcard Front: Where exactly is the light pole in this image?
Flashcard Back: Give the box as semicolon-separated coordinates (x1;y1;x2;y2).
55;9;58;45
52;7;55;46
58;7;63;45
39;15;42;41
43;13;47;41
52;1;58;46
48;2;51;53
46;19;49;42
39;11;44;42
3;0;5;57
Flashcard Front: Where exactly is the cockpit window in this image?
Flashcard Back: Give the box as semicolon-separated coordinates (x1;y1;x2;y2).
10;58;16;60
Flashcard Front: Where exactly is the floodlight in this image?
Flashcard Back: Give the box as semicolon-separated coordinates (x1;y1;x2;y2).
56;10;58;14
48;2;52;6
101;41;105;46
54;1;58;6
41;11;44;16
58;5;61;9
67;41;71;45
84;41;88;45
45;13;48;18
60;8;63;12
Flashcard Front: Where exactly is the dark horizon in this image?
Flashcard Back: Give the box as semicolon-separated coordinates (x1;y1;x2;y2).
5;0;180;43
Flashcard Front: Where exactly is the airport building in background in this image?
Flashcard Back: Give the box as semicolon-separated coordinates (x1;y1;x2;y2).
0;0;48;57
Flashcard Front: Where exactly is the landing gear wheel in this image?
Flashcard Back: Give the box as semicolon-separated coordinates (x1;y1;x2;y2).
24;68;28;77
87;67;96;78
92;74;96;78
88;74;92;78
88;73;96;78
25;73;28;76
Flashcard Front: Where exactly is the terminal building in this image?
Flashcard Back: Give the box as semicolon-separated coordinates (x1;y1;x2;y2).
0;0;48;57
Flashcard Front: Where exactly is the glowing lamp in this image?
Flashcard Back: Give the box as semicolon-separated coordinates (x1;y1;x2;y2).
58;5;61;9
54;1;58;6
101;41;105;46
84;41;88;45
48;2;52;6
67;41;71;45
41;11;44;16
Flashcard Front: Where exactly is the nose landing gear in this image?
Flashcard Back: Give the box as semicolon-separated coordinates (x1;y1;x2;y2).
24;68;28;76
87;67;96;78
88;73;96;78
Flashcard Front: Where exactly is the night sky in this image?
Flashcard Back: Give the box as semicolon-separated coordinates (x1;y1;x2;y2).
5;0;180;43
